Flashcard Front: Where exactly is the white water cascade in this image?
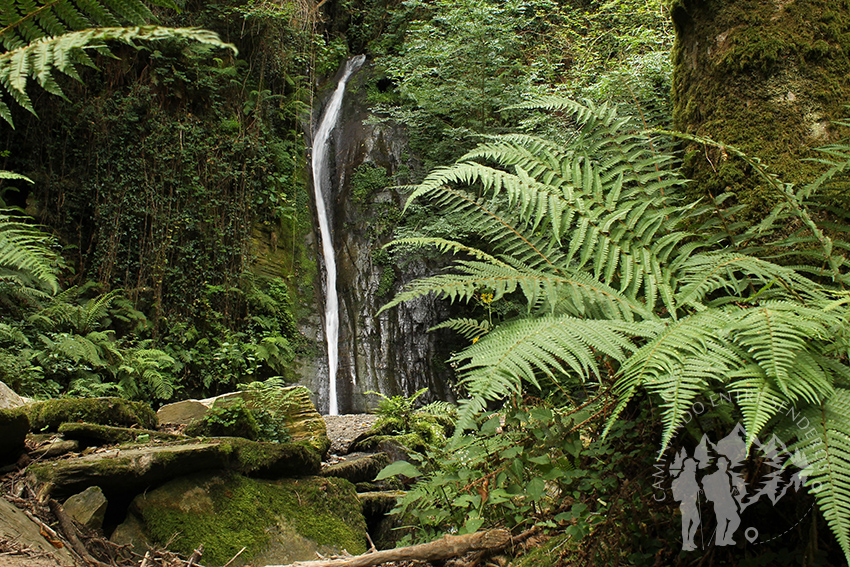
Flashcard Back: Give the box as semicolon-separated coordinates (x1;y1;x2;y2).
311;55;366;416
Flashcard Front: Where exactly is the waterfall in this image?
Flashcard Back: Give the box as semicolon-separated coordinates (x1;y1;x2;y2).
311;55;366;416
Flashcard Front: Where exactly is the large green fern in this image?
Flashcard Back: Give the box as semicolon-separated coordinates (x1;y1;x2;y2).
384;97;850;559
0;0;236;126
0;206;59;291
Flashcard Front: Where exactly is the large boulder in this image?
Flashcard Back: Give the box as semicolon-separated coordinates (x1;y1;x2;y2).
0;407;29;464
157;385;330;454
27;438;320;499
0;380;28;410
119;472;367;566
24;397;157;432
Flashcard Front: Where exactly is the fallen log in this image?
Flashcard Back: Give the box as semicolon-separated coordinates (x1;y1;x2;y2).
265;529;511;567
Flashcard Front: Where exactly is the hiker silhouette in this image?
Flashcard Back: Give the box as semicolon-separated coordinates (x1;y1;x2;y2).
671;457;701;551
702;456;741;545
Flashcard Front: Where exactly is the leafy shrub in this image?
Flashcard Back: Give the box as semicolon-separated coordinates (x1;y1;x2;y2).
382;97;850;560
185;399;261;440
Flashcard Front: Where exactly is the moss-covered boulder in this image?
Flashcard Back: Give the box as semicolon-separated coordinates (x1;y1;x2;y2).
157;386;330;455
58;422;183;446
0;407;29;463
24;397;157;432
225;437;321;478
27;438;320;498
350;414;452;455
122;472;367;566
321;452;390;485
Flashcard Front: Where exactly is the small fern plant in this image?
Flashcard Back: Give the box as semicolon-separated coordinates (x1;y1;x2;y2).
382;97;850;559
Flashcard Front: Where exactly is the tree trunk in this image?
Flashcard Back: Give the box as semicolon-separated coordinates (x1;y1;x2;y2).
671;0;850;215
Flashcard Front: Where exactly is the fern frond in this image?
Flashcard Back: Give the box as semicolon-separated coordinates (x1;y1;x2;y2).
452;315;646;430
727;301;840;404
675;252;830;309
0;0;158;52
785;388;850;561
381;257;656;322
726;366;788;451
0;26;236;125
0;208;59;292
610;310;741;450
429;318;492;341
39;331;107;366
402;117;691;315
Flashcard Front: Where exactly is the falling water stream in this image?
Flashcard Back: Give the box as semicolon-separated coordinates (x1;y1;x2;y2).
311;55;366;415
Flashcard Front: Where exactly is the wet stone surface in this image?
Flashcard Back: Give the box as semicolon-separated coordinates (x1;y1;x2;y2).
322;414;379;456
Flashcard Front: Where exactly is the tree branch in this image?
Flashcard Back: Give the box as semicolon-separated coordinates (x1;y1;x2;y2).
265;529;511;567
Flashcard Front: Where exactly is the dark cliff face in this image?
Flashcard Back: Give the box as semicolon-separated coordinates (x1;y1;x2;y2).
298;60;457;414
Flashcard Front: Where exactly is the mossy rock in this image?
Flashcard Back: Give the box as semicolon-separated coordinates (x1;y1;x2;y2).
27;438;320;499
58;422;183;446
357;490;403;519
25;397;157;432
350;414;452;455
157;386;330;455
126;471;367;566
0;408;29;463
223;437;321;478
321;452;390;485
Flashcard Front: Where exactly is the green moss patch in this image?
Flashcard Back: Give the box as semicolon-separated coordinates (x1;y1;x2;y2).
222;437;321;478
133;472;367;566
25;398;156;432
671;0;850;217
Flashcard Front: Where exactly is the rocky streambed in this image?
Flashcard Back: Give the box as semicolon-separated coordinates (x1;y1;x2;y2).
0;383;403;567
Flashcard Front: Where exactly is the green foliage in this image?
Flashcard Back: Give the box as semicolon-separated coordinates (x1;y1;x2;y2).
379;403;663;553
186;399;261;440
0;206;60;292
0;0;236;126
385;97;850;559
350;163;390;204
367;0;672;169
357;388;454;453
368;386;428;424
240;378;296;443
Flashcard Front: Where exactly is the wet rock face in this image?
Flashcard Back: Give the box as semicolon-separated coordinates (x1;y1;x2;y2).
301;61;457;413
